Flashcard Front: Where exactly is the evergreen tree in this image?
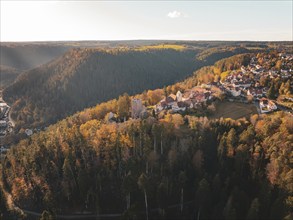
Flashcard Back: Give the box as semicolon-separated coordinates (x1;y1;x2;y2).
178;171;187;212
138;173;149;220
117;93;130;120
267;83;276;99
39;210;55;220
246;198;260;220
0;188;8;216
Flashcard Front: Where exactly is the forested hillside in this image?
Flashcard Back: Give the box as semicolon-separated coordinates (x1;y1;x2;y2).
1;101;292;220
1;51;292;220
0;43;71;88
3;47;198;128
0;44;70;70
165;53;252;93
0;65;20;89
3;44;262;129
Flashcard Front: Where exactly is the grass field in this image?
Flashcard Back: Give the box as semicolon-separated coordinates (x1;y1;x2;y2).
210;101;258;120
136;44;186;51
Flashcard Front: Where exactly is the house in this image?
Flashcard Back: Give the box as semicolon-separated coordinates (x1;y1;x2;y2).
232;82;240;88
155;103;164;112
108;112;115;120
0;103;8;108
201;84;212;89
226;86;241;97
230;89;241;97
0;146;8;153
247;88;263;99
256;65;262;70
25;129;33;136
171;102;186;112
194;93;207;102
182;99;193;109
131;99;144;119
107;112;118;122
259;98;277;113
166;94;177;103
176;91;183;102
238;80;252;88
0;120;7;128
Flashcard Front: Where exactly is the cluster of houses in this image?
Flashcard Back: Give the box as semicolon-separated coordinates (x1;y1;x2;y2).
109;53;292;122
221;71;254;98
219;54;293;113
126;86;217;119
259;98;277;113
107;98;148;122
0;100;13;154
0;102;11;137
155;86;215;114
221;54;292;101
220;69;271;101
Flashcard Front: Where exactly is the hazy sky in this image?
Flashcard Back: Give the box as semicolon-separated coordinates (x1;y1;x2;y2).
1;0;292;41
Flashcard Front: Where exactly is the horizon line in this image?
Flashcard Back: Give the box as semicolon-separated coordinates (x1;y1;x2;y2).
1;39;293;43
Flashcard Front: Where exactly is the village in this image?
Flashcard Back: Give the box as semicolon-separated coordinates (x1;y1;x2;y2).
0;96;14;154
1;53;292;155
128;53;293;119
218;53;292;113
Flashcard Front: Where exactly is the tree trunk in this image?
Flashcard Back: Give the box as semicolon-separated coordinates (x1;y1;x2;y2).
180;188;184;212
160;133;163;155
197;207;201;220
133;135;136;156
144;190;149;220
140;132;142;156
146;161;149;175
154;136;157;153
126;192;130;210
241;157;244;177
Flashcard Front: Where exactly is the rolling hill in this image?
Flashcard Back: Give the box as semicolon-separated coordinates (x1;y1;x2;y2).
2;43;259;128
0;65;21;89
0;43;71;88
1;52;291;220
0;43;70;70
3;47;200;128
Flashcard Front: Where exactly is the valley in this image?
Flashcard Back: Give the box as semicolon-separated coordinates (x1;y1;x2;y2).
1;1;292;219
2;42;260;131
0;44;292;220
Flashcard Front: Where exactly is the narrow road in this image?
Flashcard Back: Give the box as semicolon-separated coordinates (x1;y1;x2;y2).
22;209;122;219
275;102;292;113
8;107;15;127
18;200;195;219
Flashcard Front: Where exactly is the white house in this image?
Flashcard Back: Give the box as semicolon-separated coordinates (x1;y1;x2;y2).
25;129;33;136
176;91;183;102
131;99;144;119
171;103;186;112
259;98;277;113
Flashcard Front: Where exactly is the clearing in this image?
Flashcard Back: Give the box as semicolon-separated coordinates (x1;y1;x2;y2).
210;101;258;120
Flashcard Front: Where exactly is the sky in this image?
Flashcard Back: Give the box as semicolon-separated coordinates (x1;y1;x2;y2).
0;0;292;42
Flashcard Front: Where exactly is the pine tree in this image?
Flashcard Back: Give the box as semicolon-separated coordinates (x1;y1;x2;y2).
39;210;55;220
117;93;130;120
138;173;149;220
246;198;260;220
226;128;237;157
267;83;276;99
178;171;187;212
0;188;8;215
284;80;291;95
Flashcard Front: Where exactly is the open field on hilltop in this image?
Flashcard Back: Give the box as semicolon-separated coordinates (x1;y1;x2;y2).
210;101;258;120
136;44;186;51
